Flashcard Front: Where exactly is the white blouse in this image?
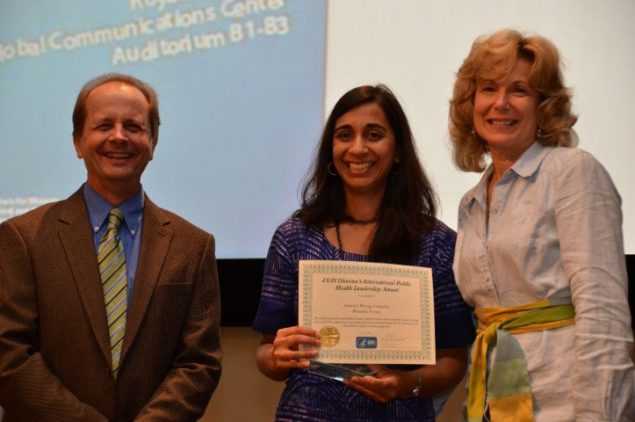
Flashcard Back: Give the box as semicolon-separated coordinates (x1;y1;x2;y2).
454;142;634;421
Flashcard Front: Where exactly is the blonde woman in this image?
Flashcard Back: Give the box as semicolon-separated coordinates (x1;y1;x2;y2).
449;29;634;421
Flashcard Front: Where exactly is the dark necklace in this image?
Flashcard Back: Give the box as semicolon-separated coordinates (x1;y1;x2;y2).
335;219;377;250
342;215;378;225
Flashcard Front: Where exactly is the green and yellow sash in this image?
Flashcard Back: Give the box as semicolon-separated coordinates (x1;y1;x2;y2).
466;299;575;422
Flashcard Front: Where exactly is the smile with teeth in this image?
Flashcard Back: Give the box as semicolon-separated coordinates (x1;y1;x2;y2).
487;118;518;126
348;162;373;174
102;151;134;159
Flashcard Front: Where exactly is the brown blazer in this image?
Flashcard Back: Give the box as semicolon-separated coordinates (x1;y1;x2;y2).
0;190;222;421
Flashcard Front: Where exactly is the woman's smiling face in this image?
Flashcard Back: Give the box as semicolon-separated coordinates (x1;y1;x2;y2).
473;58;540;160
332;102;397;198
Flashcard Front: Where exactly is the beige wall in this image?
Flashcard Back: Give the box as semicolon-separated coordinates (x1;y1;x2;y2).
202;327;465;421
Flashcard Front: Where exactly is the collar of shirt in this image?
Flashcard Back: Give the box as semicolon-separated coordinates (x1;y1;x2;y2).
509;142;552;178
461;142;553;214
82;183;144;237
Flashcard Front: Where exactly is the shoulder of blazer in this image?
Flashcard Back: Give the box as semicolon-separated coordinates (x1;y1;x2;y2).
3;188;88;239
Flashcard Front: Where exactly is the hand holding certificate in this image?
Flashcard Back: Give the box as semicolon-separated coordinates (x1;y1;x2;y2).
299;260;436;376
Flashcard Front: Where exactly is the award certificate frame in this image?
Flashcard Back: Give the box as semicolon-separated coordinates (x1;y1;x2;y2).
299;260;436;365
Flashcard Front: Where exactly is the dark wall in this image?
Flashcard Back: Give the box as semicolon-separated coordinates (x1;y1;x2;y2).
218;259;264;326
629;255;635;331
219;256;635;329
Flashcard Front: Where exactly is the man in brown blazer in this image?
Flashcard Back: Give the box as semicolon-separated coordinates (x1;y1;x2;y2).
0;73;222;421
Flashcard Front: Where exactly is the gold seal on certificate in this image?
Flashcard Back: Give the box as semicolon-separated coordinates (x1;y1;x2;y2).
299;260;436;369
319;326;340;347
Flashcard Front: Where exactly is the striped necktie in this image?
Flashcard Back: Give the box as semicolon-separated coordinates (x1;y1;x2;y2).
98;208;128;377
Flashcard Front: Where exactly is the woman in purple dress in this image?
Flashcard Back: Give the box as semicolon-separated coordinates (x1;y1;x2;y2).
254;85;475;421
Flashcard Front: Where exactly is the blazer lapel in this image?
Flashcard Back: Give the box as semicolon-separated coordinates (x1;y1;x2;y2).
121;198;172;360
57;190;111;365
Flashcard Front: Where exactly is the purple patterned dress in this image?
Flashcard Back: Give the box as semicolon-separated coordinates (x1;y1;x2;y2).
254;218;475;421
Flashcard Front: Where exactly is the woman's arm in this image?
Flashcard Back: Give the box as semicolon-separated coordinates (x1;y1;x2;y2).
345;347;468;403
554;150;634;420
254;222;322;381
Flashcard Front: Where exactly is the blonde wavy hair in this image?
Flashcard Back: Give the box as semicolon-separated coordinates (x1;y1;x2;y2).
449;29;577;172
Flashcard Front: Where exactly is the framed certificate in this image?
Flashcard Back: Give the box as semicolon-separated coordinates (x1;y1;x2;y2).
299;260;436;366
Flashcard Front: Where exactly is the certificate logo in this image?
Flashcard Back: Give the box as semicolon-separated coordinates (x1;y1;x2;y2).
356;336;378;349
319;326;340;347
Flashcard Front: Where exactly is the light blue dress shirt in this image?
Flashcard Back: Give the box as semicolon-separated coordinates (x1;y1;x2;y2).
83;183;144;299
454;142;634;421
